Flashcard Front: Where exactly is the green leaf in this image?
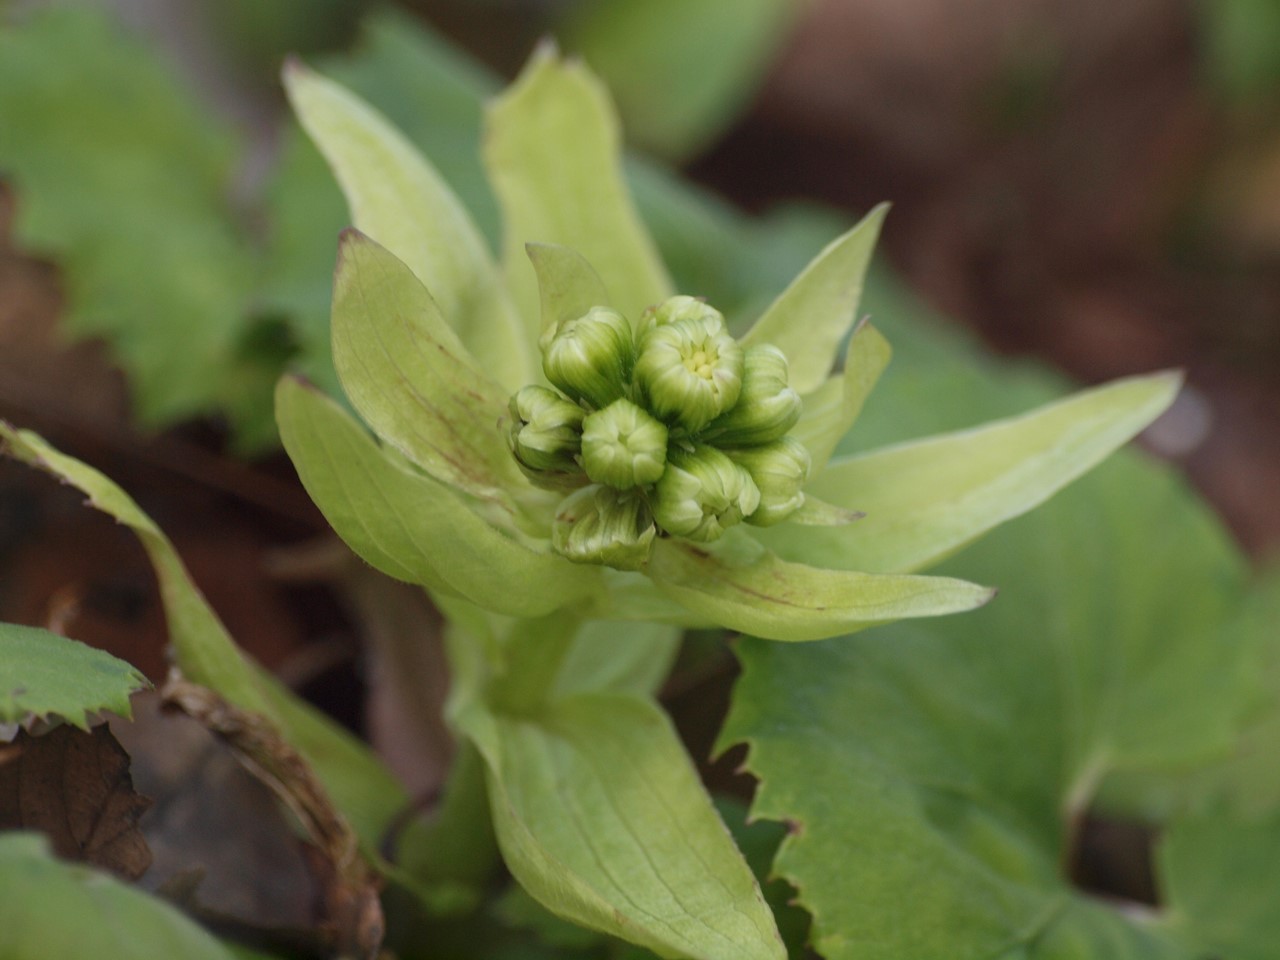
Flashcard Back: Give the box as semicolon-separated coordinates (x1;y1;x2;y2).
790;320;892;476
0;422;407;848
329;230;527;506
275;375;603;618
455;694;785;960
260;10;504;398
0;833;238;960
1160;810;1280;959
720;445;1253;959
740;205;888;395
527;242;615;344
561;0;798;161
0;7;263;430
552;619;682;700
760;370;1182;575
646;531;994;642
486;47;673;328
0;623;148;729
284;58;533;391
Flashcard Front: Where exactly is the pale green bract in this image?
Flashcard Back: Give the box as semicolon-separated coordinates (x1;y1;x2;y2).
279;47;1182;960
280;50;1179;646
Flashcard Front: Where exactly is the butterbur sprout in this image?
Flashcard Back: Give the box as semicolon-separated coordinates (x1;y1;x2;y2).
727;436;812;527
580;398;668;490
513;291;817;560
633;312;744;431
634;294;724;342
508;385;586;485
282;54;1177;646
551;484;656;570
541;305;633;409
704;344;801;446
653;444;761;542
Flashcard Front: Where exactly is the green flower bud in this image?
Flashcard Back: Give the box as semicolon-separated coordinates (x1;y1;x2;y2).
634;315;744;432
551;484;656;570
542;306;633;409
508;385;585;485
703;344;802;446
652;444;760;542
728;436;812;527
635;295;725;342
580;398;669;490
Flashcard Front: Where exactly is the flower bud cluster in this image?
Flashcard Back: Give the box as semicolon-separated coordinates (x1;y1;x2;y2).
507;297;809;568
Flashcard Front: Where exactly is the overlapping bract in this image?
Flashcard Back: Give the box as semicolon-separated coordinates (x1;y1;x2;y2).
278;51;1180;644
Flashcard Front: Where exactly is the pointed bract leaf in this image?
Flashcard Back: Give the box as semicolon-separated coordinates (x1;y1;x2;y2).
0;424;406;848
741;204;888;394
285;61;532;389
486;49;672;327
276;376;602;618
0;624;148;730
0;833;239;960
646;533;994;642
457;694;785;960
762;371;1183;574
331;230;527;507
527;243;614;345
791;321;892;476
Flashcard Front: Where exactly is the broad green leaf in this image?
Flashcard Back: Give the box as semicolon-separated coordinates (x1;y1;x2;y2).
527;243;614;344
760;370;1182;575
791;320;892;475
561;0;798;161
721;445;1254;959
1186;567;1280;816
276;376;602;618
284;59;532;391
329;230;526;506
1160;810;1280;959
647;532;994;642
0;7;264;431
0;423;407;847
741;205;888;395
486;48;673;328
0;623;147;729
455;694;785;960
0;833;238;960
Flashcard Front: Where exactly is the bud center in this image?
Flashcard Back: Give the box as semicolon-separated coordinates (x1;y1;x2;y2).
681;343;719;379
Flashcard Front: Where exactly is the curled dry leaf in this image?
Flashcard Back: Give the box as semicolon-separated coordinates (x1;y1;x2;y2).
0;723;151;880
160;671;383;960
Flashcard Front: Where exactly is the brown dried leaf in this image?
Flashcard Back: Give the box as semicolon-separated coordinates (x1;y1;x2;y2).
161;672;383;960
0;723;152;879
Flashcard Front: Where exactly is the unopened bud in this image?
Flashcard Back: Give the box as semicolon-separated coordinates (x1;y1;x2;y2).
728;437;811;527
703;344;801;446
634;315;744;432
551;484;656;570
652;444;760;542
580;398;668;490
508;386;585;486
542;306;633;409
635;295;724;343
